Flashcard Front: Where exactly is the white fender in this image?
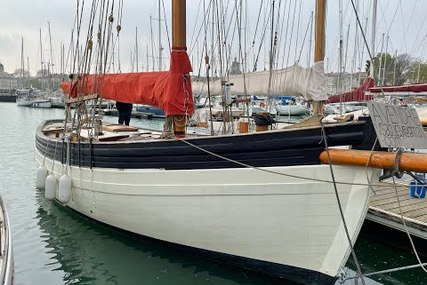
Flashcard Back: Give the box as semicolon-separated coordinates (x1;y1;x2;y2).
44;174;57;200
36;166;48;189
58;174;72;204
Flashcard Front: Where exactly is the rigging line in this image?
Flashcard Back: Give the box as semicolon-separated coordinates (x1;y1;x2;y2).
215;0;225;79
392;176;427;273
381;0;399;47
271;0;283;71
161;0;171;54
293;0;303;64
252;2;271;72
320;123;367;285
251;1;264;49
235;0;247;96
73;0;85;76
296;12;312;63
408;16;427;55
178;138;394;189
189;0;203;52
81;0;98;75
277;0;293;90
344;262;427;281
397;0;413;55
220;0;238;78
189;0;212;55
350;0;389;99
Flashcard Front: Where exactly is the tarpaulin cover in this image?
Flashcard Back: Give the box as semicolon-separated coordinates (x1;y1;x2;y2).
60;50;194;116
368;82;427;93
328;77;374;103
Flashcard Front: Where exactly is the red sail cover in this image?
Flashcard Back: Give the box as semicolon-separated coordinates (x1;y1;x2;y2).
327;77;374;103
60;50;194;116
368;83;427;93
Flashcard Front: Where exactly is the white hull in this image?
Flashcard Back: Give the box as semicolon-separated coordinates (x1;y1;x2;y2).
36;148;379;282
17;99;52;108
275;104;309;116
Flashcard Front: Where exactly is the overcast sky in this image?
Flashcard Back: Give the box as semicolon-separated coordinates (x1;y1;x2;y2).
0;0;426;75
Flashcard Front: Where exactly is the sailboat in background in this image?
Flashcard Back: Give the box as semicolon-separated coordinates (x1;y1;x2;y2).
35;1;385;284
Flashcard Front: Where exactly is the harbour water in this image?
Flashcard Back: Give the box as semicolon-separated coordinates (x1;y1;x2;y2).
1;103;426;285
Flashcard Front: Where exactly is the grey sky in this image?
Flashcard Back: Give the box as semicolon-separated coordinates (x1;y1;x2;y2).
0;0;426;75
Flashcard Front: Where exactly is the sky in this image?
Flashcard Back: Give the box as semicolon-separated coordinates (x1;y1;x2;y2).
0;0;426;75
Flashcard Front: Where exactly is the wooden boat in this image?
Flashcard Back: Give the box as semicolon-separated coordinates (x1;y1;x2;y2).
33;1;389;284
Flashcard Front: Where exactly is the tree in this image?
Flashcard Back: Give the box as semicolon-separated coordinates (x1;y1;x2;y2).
36;68;49;77
393;54;416;85
370;53;417;85
411;62;427;83
13;68;30;78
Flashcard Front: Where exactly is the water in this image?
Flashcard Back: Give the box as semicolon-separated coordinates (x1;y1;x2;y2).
0;104;426;285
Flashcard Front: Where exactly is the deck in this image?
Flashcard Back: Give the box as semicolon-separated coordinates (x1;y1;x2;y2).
367;180;427;239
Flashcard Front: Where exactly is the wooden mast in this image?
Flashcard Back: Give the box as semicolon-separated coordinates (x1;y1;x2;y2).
168;0;188;138
172;0;186;50
313;0;326;115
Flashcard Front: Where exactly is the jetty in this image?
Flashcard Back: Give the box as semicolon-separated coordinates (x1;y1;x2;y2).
367;180;427;240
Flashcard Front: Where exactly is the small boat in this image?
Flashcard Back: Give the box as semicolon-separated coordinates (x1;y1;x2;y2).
275;103;309;116
29;100;52;108
135;104;165;118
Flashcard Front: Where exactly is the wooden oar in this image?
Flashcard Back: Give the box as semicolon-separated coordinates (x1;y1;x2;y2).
319;149;427;173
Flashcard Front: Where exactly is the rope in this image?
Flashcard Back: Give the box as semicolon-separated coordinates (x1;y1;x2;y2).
344;262;427;281
177;138;391;189
392;176;427;273
320;123;367;285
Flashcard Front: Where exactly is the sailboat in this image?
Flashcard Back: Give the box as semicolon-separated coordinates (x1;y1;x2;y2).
35;1;384;284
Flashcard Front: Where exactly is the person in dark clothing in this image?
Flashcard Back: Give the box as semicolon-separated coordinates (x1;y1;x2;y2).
116;101;133;125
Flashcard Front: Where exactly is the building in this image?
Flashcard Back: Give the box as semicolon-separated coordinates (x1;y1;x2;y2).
0;63;18;102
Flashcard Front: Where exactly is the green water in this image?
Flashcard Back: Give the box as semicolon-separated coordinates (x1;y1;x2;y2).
1;104;426;285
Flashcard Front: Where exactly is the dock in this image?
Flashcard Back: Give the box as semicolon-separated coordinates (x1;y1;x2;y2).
367;180;427;239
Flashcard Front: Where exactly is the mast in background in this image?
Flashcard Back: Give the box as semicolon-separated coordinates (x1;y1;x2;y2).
158;0;163;70
370;0;377;78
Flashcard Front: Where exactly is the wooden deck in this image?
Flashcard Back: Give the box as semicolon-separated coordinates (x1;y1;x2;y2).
367;180;427;239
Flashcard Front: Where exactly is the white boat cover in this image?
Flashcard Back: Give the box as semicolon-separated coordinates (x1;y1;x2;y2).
192;61;328;101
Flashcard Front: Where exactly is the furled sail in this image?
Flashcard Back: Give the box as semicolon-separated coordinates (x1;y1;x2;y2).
60;50;194;116
192;61;328;101
368;82;427;94
328;77;374;103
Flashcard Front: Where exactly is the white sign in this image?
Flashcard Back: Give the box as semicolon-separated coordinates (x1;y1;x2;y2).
368;102;427;149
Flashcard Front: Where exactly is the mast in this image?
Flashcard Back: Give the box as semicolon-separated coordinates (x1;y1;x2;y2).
370;0;377;77
135;26;139;72
39;28;43;76
158;0;162;70
172;0;186;50
167;0;189;138
338;0;343;115
48;21;54;75
150;16;155;71
21;37;24;89
313;0;326;115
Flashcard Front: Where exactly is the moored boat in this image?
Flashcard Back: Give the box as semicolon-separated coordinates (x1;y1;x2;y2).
35;117;379;285
33;1;386;284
